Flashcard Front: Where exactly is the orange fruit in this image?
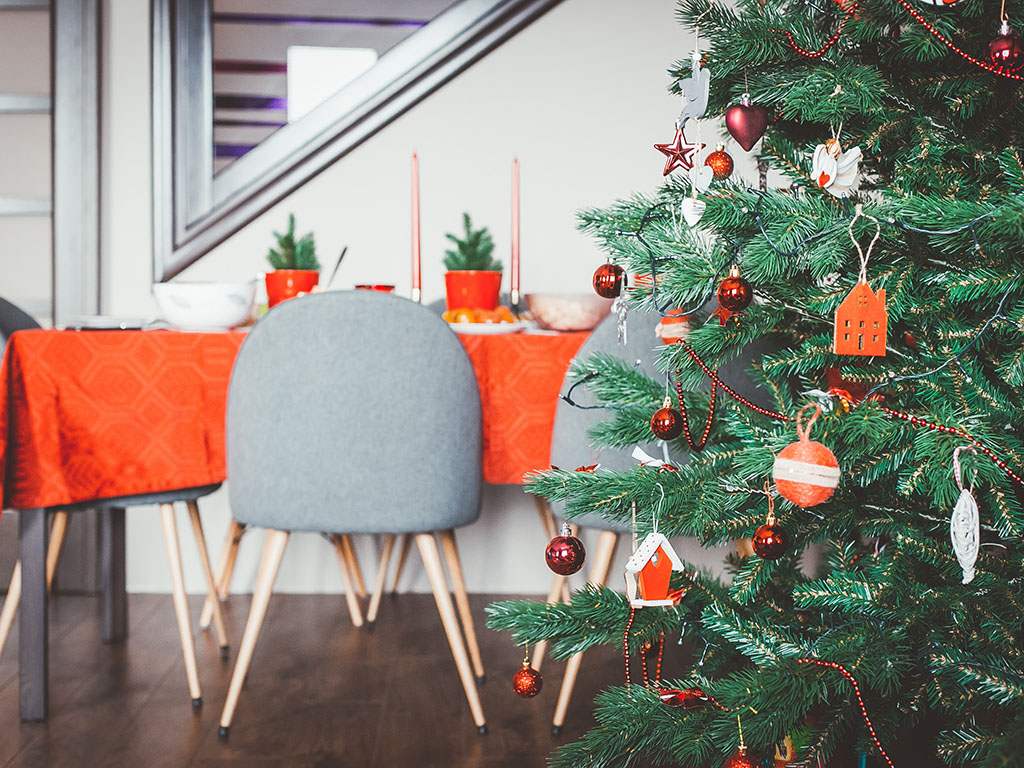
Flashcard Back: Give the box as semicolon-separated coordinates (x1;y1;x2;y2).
451;308;474;323
494;306;516;323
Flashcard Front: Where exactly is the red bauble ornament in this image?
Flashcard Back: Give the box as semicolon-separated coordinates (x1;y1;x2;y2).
650;402;684;440
752;520;788;560
659;687;710;708
773;405;840;508
512;661;543;698
705;144;734;180
723;747;758;768
593;262;625;298
545;522;586;575
989;21;1024;71
713;264;752;325
724;94;769;152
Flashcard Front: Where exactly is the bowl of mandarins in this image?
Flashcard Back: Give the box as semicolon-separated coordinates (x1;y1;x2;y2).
442;306;521;334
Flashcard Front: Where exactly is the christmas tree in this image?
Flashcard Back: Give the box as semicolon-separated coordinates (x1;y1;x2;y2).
488;1;1024;766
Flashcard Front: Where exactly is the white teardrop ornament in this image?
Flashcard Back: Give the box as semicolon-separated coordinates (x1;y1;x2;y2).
950;488;979;585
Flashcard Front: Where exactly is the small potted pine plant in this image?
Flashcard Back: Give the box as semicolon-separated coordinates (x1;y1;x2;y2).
264;213;321;307
443;213;503;310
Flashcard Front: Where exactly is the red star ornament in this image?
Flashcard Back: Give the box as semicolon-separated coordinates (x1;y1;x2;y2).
654;127;704;176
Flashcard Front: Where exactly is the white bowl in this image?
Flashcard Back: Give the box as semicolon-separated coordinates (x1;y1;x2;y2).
525;292;613;331
153;282;255;330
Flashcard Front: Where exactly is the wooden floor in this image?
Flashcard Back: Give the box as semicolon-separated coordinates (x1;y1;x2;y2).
0;592;639;767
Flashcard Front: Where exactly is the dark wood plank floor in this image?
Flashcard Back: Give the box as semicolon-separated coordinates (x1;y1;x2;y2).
0;592;657;767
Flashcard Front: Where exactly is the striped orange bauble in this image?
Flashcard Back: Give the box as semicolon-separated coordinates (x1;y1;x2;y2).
773;404;840;507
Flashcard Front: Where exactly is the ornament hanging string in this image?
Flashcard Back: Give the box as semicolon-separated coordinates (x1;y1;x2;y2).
796;658;895;768
848;204;881;284
952;445;977;494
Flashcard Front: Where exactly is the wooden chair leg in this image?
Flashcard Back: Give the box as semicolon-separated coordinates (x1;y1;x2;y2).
200;519;245;630
552;530;618;733
340;535;366;598
329;534;364;628
186;501;229;657
218;529;289;738
439;529;485;683
0;511;69;660
159;503;202;707
530;568;568;673
416;533;486;733
366;534;395;626
390;533;412;593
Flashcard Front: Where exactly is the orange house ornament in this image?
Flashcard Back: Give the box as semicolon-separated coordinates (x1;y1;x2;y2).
833;280;887;357
625;532;685;607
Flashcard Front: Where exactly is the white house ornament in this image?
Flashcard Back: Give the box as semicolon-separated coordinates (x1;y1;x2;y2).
950;447;980;585
811;138;862;198
625;532;686;607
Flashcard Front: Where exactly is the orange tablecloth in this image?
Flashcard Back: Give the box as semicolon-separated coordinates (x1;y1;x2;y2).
459;331;587;484
1;328;587;510
0;330;245;511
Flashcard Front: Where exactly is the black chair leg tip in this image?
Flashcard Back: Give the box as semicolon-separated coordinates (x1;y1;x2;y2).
551;726;562;736
476;675;486;685
477;724;488;736
220;645;230;660
218;726;230;740
365;620;375;632
191;697;203;710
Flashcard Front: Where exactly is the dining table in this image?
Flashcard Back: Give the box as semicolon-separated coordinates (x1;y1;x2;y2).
0;322;587;720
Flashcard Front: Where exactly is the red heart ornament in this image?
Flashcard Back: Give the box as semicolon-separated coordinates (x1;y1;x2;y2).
817;172;831;187
724;95;769;152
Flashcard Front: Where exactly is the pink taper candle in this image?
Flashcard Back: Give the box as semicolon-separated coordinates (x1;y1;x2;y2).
511;158;520;306
411;153;422;303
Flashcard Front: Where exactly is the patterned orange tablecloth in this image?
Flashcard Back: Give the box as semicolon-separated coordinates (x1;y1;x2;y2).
0;330;246;511
458;331;587;484
0;327;586;510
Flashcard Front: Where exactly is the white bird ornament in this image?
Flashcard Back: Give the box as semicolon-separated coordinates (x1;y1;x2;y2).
811;138;862;198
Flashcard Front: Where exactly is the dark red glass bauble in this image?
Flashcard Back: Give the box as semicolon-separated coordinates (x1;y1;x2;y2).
593;262;625;298
723;748;758;768
545;524;586;575
718;271;753;313
705;144;734;180
752;523;788;560
650;406;684;440
659;687;710;708
512;664;543;698
990;25;1024;71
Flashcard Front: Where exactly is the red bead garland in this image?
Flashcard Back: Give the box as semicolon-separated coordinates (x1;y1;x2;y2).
892;0;1024;80
680;342;793;422
673;371;718;450
779;0;856;58
675;343;1024;489
623;607;666;692
796;658;894;768
882;407;1024;488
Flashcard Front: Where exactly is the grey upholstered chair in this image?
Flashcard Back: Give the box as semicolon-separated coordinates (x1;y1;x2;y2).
0;296;229;708
218;290;487;736
534;309;675;732
540;306;783;732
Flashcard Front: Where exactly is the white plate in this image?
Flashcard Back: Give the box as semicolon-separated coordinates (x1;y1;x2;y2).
448;321;525;335
63;315;148;330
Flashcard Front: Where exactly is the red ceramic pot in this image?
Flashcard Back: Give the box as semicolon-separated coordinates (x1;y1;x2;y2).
265;269;319;307
444;270;502;310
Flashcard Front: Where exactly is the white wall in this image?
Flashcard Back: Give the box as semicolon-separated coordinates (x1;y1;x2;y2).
102;0;735;594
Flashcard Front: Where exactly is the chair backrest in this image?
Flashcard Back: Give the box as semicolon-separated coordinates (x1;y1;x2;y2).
0;297;40;347
226;290;482;534
549;310;672;532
